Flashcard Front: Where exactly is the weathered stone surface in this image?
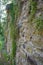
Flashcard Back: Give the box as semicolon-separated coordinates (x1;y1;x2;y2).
16;0;43;65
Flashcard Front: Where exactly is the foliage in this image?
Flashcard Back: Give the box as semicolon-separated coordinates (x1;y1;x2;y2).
12;40;17;58
0;22;4;36
29;0;37;21
33;16;43;31
29;0;43;33
0;22;5;51
2;51;9;61
0;0;19;65
9;2;19;58
0;41;3;50
7;2;20;65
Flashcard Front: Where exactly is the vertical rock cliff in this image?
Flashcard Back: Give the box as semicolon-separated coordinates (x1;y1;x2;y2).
5;0;43;65
16;0;43;65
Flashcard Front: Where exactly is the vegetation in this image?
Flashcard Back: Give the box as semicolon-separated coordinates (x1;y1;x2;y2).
0;0;20;64
33;16;43;34
0;0;43;65
29;0;37;21
9;2;18;57
0;22;5;51
7;2;20;65
29;0;43;33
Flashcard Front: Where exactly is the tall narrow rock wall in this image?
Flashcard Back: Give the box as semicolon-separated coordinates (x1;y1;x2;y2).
16;0;43;65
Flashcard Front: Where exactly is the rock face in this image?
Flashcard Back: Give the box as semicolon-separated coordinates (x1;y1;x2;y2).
16;0;43;65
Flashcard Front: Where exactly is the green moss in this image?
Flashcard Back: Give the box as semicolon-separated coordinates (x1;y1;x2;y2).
9;2;19;57
29;0;43;34
8;2;20;65
29;0;37;21
34;17;43;31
